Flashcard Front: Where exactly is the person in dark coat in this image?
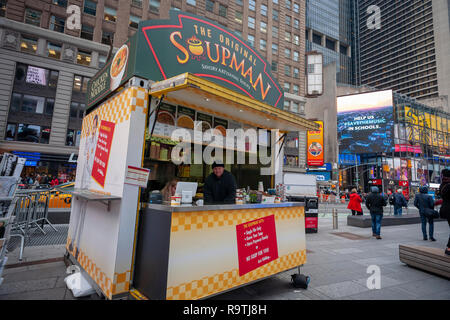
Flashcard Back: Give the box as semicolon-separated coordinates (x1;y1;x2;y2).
393;188;408;216
435;169;450;255
204;162;237;204
365;186;387;239
414;186;436;241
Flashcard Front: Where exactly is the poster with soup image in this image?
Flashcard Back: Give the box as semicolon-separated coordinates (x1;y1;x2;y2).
110;44;129;91
214;117;228;137
177;106;195;130
196;112;213;132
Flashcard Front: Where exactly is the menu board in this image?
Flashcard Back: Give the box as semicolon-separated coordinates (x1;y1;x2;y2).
236;215;279;276
196;112;213;132
177;106;195;130
153;103;176;138
214;117;228;137
91;120;116;188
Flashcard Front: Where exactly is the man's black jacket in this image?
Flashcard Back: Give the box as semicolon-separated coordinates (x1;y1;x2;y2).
366;192;387;215
204;170;237;204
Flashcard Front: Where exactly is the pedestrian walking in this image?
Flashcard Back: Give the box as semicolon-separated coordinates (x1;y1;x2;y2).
365;186;387;239
435;169;450;255
414;186;436;241
347;188;363;216
393;189;408;216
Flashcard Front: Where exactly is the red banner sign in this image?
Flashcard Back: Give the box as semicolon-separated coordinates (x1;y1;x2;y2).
399;180;409;187
91;120;116;187
236;215;279;277
369;179;382;186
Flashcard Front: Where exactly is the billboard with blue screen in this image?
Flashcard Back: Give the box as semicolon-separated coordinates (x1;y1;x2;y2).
337;90;394;154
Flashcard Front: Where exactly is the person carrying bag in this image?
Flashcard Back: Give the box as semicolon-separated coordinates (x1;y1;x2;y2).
414;186;438;241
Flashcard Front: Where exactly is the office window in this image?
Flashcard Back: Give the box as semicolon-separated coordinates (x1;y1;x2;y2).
293;84;299;95
272;43;278;54
249;0;255;11
98;55;107;68
24;8;41;26
340;44;348;55
261;4;267;16
13;124;50;144
294;34;299;45
285;32;291;42
284;65;291;76
284;48;291;59
273;9;278;21
285;16;291;26
66;129;80;146
20;35;38;54
104;7;117;22
73;75;82;92
130;15;140;28
5;123;16;141
14;63;58;88
247;34;255;47
77;50;91;66
312;33;321;45
293;3;299;13
149;0;160;12
83;0;96;16
294;19;299;29
52;0;67;7
0;0;6;17
132;0;143;7
285;0;291;9
260;39;266;51
102;30;114;45
47;42;62;60
69;102;86;119
260;21;267;33
271;61;277;72
80;24;94;40
291;102;299;113
11;93;54;115
235;11;242;23
219;4;227;17
293;51;299;62
49;15;65;33
284;82;290;92
236;0;243;5
272;26;278;38
326;38;335;51
293;67;299;78
248;16;255;29
186;0;196;5
206;0;214;12
273;0;278;4
284;100;290;110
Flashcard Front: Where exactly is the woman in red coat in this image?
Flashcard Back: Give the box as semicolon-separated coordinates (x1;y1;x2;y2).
348;188;363;215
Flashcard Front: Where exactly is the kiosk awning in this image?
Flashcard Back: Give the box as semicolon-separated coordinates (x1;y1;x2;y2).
149;73;319;132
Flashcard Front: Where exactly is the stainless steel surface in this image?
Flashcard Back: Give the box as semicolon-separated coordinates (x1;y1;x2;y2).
60;188;121;201
143;202;305;213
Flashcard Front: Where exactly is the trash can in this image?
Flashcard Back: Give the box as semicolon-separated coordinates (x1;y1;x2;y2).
286;196;319;234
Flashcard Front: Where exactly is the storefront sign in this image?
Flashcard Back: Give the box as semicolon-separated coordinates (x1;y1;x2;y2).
236;215;279;276
368;179;382;186
91;120;116;188
399;180;409;187
307;121;324;166
87;10;283;110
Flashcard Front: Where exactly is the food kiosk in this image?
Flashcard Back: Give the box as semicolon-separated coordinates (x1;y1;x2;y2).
65;11;319;300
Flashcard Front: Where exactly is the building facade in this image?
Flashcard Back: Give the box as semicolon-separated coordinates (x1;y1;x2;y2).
0;0;309;179
357;0;450;106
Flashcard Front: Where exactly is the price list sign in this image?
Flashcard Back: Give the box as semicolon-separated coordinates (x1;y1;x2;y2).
236;215;279;276
91;120;115;187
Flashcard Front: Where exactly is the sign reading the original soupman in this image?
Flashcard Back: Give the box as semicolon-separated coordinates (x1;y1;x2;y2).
87;10;283;111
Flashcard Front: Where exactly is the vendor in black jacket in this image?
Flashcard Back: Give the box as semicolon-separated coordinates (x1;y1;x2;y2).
204;162;237;204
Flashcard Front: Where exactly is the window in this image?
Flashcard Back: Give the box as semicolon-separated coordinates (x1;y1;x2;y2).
260;39;266;51
284;65;291;76
104;7;117;22
294;19;299;29
235;11;242;23
273;9;278;21
293;67;299;78
271;61;277;72
24;8;41;26
66;128;82;147
260;21;267;33
130;15;140;28
80;24;94;40
99;55;107;68
5;123;16;141
273;0;278;4
294;35;299;45
20;35;38;54
70;102;86;119
326;38;335;51
293;84;299;95
249;0;255;11
236;0;243;5
0;0;6;17
284;82;290;92
291;102;299;113
284;48;291;59
285;31;291;42
285;0;291;9
52;0;67;7
248;16;255;29
14;63;58;88
284;100;290;110
272;26;278;38
15;124;50;144
272;43;278;54
261;4;267;16
50;15;65;33
247;34;255;47
102;30;114;45
83;0;96;16
293;3;299;13
312;33;321;45
285;16;291;26
293;51;299;62
219;4;227;17
340;44;348;55
132;0;142;7
47;42;62;60
77;50;91;66
11;93;54;115
149;0;160;11
206;0;214;12
186;0;196;5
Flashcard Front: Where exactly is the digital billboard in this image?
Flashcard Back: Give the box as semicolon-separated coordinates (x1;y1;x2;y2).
337;90;394;154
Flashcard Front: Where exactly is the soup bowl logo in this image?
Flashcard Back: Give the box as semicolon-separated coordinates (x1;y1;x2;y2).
187;36;204;56
309;142;323;157
110;44;129;91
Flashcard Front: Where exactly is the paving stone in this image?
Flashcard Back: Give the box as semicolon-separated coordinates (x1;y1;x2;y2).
348;287;417;300
0;278;58;296
314;280;370;299
0;287;76;300
3;264;66;284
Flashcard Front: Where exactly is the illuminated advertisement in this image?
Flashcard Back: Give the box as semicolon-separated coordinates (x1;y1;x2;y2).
337;90;394;154
307;120;324;166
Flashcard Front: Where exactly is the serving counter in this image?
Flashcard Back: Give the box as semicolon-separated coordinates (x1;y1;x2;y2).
133;202;306;300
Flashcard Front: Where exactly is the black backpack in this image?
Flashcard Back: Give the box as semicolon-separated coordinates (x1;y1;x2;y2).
389;195;395;205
